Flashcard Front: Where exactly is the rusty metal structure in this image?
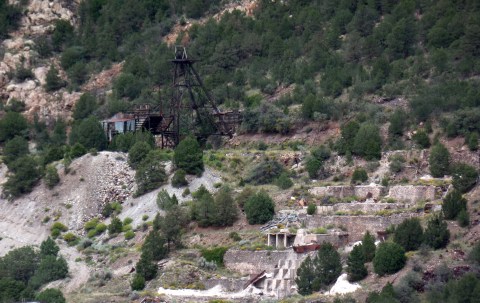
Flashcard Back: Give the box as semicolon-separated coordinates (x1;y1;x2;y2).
102;46;242;148
160;46;242;148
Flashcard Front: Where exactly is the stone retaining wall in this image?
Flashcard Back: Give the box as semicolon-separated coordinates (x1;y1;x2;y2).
309;185;386;200
388;185;436;202
307;214;419;242
204;278;247;292
316;202;408;215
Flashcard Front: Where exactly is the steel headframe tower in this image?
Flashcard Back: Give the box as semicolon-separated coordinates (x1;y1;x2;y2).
164;46;232;147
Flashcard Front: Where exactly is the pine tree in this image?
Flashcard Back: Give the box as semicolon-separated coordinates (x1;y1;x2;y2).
347;244;368;282
362;231;376;262
373;242;406;276
244;191;275;225
161;205;187;250
194;186;216;227
40;237;59;258
424;214;450;249
451;162;478;193
353;123;382;160
429;143;450;177
312;243;342;290
295;256;315;295
44;65;65;92
174;136;204;175
214;185;238;226
135;250;157;281
142;230;167;261
442;190;467;220
393;218;424;251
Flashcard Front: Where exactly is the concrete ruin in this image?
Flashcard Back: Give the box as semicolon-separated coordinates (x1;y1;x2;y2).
316;202;408;215
387;185;436;202
266;229;296;249
309;185;386;200
307;213;419;241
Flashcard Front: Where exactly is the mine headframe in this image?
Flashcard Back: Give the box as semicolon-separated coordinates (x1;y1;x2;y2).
159;46;242;148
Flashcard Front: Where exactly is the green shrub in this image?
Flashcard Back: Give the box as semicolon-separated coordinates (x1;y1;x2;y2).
62;232;77;244
108;217;123;235
413;130;430;148
171;169;188;188
393;218;424;251
174;136;204;175
305;156;322;179
442;190;467;220
429;143;450;177
244;191;275;224
124;230;135;240
362;231;376;262
35;288;66;303
44;165;60;189
245;158;284;185
229;232;241;241
157;190;178;211
373;242;406;276
353;123;382;160
469;241;480;265
44;65;66;92
467;132;478;151
200;247;228;266
51;222;68;232
131;274;145;291
423;214;450;249
347;244;368;282
135;150;168;196
307;203;317;215
451;162;478;193
457;209;470;227
389;155;405;173
275;172;293;189
69;142;87;159
95;223;107;235
351;167;368;184
128;141;152;169
84;218;99;231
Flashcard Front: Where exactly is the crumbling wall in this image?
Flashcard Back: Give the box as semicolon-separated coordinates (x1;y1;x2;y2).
309;185;386;200
307;214;419;241
316;203;408;215
224;250;292;275
388;185;435;202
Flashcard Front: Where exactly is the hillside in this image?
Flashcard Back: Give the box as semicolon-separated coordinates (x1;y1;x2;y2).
1;0;480;302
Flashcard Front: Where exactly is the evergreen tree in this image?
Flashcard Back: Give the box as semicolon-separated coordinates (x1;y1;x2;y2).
244;190;275;225
69;116;107;151
135;250;157;281
3;155;42;199
337;120;360;154
424;214;450;249
128;141;152;169
108;217;123;235
193;186;216;227
156;190;178;211
347;244;368;282
45;165;60;189
295;255;315;295
362;231;376;262
72;93;97;120
393;218;424;251
171;169;188;188
3;136;29;166
442;190;467;220
44;65;66;92
451;162;478;193
312;243;342;290
373;242;406;276
214;185;238;226
161;205;187;250
412;130;430;148
35;288;66;303
351;167;368;184
142;230;167;261
353;123;382;160
130;274;145;291
40;237;59;258
174;136;204;175
135;150;168;196
468;132;478;151
0;111;28;142
388;109;407;137
429;143;450;177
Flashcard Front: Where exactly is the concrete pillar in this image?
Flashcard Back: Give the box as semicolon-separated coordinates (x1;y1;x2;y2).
276;234;279;248
267;234;271;246
284;234;287;247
